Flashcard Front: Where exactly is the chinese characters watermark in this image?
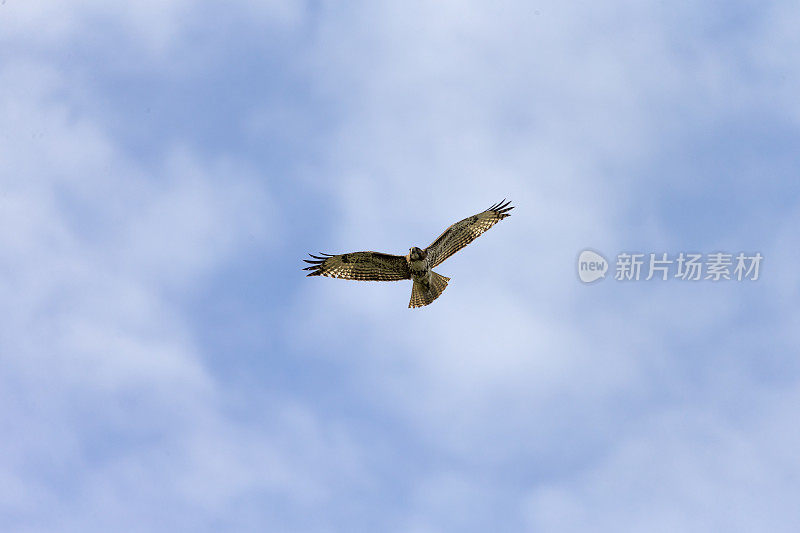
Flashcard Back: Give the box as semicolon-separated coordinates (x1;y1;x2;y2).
578;250;762;283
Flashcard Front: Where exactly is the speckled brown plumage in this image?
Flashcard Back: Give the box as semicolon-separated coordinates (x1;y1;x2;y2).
303;200;513;307
303;251;410;281
424;200;514;269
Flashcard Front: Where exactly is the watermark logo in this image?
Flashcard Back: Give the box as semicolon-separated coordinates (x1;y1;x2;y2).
578;250;762;283
577;249;609;283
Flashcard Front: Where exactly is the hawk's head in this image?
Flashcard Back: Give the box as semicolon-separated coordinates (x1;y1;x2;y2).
408;247;426;261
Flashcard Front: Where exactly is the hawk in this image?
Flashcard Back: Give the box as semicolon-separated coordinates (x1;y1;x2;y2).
303;200;514;308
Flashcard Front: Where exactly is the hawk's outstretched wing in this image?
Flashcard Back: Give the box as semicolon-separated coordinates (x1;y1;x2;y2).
303;251;411;281
425;200;514;268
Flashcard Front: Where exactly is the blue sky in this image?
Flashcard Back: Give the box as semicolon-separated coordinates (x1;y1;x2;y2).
2;1;799;531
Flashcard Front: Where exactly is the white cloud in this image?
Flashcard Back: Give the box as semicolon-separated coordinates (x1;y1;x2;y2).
288;0;800;529
4;0;800;530
0;0;187;51
0;0;305;55
523;390;800;532
0;54;365;530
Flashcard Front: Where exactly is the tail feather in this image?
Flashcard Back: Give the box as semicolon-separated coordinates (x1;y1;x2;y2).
409;272;450;308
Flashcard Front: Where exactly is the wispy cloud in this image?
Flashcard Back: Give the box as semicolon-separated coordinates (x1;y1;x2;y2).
2;0;799;531
0;20;355;530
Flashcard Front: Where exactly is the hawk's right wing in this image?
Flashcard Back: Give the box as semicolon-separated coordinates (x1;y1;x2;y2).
425;200;514;268
303;251;411;281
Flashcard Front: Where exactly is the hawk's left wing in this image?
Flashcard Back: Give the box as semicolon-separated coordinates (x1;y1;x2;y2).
303;251;411;281
425;200;514;268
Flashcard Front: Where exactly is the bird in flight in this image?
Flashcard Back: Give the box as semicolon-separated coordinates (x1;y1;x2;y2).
303;200;514;308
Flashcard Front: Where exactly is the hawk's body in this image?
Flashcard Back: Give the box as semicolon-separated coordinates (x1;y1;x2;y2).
405;246;450;308
304;200;513;308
